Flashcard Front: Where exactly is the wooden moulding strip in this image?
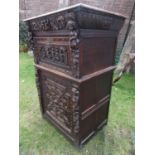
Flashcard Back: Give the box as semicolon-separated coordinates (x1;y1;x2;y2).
33;36;70;46
81;95;110;120
81;131;95;145
33;29;118;38
34;63;116;83
97;119;107;130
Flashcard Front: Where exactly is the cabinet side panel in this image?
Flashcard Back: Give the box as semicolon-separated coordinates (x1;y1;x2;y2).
80;71;113;112
79;36;117;76
79;71;113;144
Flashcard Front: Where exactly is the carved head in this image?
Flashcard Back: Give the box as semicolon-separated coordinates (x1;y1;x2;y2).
31;21;38;31
57;15;66;29
66;20;76;30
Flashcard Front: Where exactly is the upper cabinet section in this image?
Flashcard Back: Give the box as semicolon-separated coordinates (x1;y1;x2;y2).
25;3;125;79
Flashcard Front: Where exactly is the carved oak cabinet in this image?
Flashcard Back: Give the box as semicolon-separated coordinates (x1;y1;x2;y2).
25;4;125;147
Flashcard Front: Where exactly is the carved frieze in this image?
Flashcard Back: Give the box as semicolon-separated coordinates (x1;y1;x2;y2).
29;12;77;31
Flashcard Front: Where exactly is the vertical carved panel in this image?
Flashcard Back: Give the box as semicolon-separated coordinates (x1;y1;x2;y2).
70;31;80;78
28;32;40;64
71;84;80;134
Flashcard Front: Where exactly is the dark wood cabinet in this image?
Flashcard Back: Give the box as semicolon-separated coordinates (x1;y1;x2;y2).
25;3;125;147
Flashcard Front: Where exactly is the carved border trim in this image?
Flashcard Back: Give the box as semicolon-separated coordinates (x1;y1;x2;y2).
29;12;77;32
71;84;80;135
69;31;80;78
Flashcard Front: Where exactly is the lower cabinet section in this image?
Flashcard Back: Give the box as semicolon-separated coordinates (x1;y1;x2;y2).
35;66;113;146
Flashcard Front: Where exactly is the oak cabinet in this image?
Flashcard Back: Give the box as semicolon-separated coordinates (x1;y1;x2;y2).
25;3;125;147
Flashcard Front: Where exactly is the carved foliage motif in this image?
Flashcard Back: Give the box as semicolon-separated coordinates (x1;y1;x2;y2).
69;31;80;78
43;75;80;134
27;32;41;64
71;84;80;134
39;45;68;66
29;12;77;31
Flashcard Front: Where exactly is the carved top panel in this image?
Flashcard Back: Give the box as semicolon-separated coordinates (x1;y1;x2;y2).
26;4;125;79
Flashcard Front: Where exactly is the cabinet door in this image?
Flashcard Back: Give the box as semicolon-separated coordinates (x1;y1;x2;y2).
38;69;80;136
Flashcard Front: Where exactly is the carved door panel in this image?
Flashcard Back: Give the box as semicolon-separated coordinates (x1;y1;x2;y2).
34;37;71;66
39;70;80;136
33;34;80;78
